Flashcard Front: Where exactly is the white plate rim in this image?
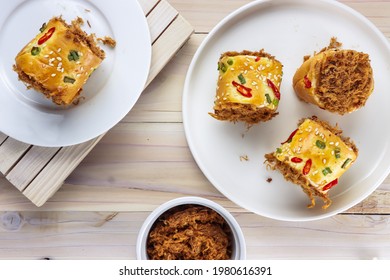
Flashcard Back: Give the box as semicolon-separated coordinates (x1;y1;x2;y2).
0;0;151;147
183;0;390;221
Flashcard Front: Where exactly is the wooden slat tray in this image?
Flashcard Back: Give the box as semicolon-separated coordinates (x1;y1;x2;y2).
0;0;193;207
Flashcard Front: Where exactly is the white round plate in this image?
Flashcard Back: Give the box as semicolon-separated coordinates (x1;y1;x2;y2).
0;0;151;147
183;0;390;221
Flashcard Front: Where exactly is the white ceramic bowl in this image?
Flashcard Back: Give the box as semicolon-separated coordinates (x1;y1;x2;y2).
136;196;246;260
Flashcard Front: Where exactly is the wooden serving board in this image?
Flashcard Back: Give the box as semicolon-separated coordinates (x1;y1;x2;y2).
0;0;193;207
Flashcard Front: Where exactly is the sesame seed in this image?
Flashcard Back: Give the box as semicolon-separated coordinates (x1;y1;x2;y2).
323;159;327;164
49;51;54;55
51;73;56;77
44;55;49;58
57;48;62;53
56;57;62;61
230;68;235;71
249;66;254;70
335;142;339;146
58;62;62;67
244;70;248;74
330;142;334;145
76;74;81;78
252;81;257;85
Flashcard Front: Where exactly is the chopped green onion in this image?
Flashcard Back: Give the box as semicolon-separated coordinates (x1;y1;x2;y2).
31;46;41;56
63;76;76;84
334;148;341;159
39;23;47;33
272;98;279;106
341;158;352;169
276;148;282;154
227;59;233;65
265;94;272;104
238;73;246;84
220;62;227;73
68;50;80;61
316;140;326;149
322;167;332;176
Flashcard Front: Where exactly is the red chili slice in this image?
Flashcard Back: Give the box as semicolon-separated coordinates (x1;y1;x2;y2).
255;56;261;62
281;129;298;144
291;157;303;163
322;178;338;191
266;79;280;100
303;159;312;175
38;27;55;45
303;75;312;88
232;81;252;98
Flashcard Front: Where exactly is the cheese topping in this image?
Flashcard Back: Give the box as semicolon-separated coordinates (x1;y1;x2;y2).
14;17;103;105
274;119;357;192
215;55;282;109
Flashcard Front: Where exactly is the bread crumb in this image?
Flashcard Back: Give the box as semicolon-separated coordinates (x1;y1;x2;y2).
240;155;249;161
98;36;116;48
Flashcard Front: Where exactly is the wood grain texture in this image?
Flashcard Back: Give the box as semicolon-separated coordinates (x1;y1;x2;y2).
0;0;390;260
0;211;390;260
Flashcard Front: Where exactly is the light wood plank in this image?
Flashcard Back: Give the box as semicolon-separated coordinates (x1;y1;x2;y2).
147;15;194;86
169;0;390;38
0;211;389;259
0;132;7;144
138;0;159;16
22;136;103;207
0;122;389;214
147;0;178;43
0;139;30;176
6;146;61;192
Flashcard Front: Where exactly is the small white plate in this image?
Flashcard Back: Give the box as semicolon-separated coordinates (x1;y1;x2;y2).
0;0;151;147
183;0;390;221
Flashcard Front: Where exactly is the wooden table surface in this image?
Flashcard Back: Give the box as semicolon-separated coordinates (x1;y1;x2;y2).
1;0;390;260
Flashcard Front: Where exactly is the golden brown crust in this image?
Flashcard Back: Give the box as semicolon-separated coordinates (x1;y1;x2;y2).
293;38;374;115
220;49;278;62
147;205;232;260
13;16;107;105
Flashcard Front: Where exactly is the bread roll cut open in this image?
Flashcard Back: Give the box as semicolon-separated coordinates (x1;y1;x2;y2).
292;38;374;115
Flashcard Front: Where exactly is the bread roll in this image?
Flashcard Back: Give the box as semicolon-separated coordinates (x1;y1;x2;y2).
14;17;106;105
265;116;358;209
209;50;283;125
293;39;374;115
